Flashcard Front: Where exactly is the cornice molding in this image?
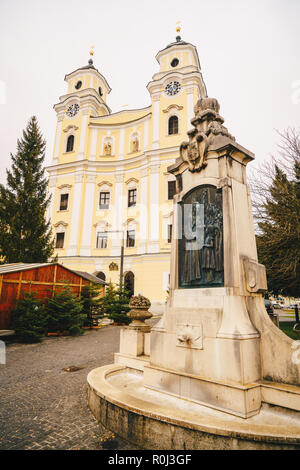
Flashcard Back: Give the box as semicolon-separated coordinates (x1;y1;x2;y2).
147;70;204;94
162;104;183;113
54;221;68;227
54;89;111;116
89;112;152;130
98;181;113;188
58;184;72;189
46;147;179;175
64;68;112;94
125;177;139;185
63;125;79;133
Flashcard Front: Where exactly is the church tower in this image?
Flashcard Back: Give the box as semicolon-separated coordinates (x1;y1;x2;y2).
147;28;207;150
47;31;208;310
52;48;111;164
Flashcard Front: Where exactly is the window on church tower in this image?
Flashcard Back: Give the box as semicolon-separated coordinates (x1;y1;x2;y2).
168;181;176;200
66;135;74;152
55;232;65;249
168;116;179;135
128;189;137;207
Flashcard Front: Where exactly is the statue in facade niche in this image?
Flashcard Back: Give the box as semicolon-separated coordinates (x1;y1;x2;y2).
180;97;235;172
104;141;112;156
132;138;139;153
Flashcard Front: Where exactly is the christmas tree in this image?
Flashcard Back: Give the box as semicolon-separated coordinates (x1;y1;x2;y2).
0;116;54;263
81;282;103;327
45;284;84;335
100;282;131;325
11;292;47;343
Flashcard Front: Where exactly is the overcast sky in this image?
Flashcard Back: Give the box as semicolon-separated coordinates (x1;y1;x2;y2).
0;0;299;186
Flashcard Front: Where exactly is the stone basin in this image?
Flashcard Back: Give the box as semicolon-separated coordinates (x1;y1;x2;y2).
87;364;300;450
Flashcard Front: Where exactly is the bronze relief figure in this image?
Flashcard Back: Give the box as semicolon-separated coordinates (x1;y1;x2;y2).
178;185;224;288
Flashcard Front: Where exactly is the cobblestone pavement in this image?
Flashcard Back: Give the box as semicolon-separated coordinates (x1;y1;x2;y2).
0;324;145;450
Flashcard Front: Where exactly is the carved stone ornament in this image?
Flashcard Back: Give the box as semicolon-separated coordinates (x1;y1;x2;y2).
176;323;203;350
127;295;152;331
109;262;119;271
179;97;235;172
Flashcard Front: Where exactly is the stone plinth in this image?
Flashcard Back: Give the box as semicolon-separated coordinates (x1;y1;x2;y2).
114;295;152;371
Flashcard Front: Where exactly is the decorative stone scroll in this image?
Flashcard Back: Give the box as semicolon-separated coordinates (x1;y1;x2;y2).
179;97;235;172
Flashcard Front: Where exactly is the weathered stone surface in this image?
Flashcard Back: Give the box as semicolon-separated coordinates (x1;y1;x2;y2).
88;365;300;450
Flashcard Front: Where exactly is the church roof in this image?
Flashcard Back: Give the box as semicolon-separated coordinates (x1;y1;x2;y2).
165;38;190;49
65;59;98;79
158;36;195;54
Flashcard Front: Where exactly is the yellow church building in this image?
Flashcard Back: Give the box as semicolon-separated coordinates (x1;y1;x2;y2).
46;31;207;310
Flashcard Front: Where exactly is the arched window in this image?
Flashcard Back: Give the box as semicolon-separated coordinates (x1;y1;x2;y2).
96;271;106;282
124;271;134;297
66;135;74;152
168;116;178;135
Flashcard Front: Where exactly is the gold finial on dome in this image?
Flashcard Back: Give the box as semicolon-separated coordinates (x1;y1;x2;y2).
176;21;181;41
88;45;95;65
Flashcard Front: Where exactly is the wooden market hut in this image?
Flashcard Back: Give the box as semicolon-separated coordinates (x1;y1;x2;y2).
0;263;106;329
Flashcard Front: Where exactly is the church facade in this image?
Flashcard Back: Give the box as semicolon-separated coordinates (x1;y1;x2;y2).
46;34;207;308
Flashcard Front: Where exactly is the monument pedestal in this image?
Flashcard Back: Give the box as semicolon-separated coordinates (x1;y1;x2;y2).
144;289;261;418
142;97;300;419
87;97;300;448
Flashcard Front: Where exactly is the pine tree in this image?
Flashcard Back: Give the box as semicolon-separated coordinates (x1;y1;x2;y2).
45;284;84;335
0;116;54;263
256;162;300;297
100;282;131;324
11;292;47;343
81;283;103;327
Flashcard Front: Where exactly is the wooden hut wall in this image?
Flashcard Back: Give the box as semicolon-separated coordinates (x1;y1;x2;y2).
0;265;90;329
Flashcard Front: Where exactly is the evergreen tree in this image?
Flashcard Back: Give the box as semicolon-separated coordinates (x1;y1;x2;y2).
255;132;300;297
45;284;84;335
100;282;131;324
81;282;103;327
11;292;47;343
0;116;54;263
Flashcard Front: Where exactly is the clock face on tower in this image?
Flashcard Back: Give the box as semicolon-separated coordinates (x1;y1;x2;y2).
165;81;181;96
66;103;80;118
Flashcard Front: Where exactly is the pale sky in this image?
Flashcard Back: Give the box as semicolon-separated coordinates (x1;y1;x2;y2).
0;0;299;185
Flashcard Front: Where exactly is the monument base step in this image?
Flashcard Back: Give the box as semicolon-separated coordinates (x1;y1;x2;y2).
144;363;261;418
260;380;300;412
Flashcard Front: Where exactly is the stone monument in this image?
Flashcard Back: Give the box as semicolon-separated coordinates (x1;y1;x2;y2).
87;97;300;449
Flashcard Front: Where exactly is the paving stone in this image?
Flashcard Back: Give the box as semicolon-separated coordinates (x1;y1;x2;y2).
0;325;142;450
